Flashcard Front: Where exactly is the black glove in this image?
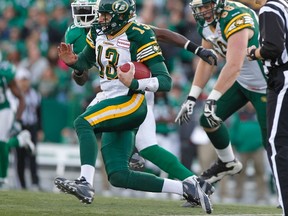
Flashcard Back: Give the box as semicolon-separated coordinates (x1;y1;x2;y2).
195;46;218;66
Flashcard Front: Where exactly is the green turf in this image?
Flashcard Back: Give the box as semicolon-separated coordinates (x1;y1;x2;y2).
0;191;282;216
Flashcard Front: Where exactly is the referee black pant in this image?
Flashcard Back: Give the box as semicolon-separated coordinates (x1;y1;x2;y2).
267;69;288;215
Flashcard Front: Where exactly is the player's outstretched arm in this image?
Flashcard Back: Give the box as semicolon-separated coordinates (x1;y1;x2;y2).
151;26;217;66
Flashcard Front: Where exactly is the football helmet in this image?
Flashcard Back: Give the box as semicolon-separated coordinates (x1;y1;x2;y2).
71;0;99;28
189;0;226;26
96;0;136;35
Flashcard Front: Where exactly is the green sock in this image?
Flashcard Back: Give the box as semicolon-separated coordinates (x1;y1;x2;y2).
0;141;9;178
140;145;194;180
206;124;230;149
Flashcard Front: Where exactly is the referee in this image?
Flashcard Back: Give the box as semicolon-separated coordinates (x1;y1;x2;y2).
247;0;288;215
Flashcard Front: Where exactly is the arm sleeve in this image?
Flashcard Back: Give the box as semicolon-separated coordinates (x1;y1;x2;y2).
259;11;285;60
130;62;172;92
70;44;96;71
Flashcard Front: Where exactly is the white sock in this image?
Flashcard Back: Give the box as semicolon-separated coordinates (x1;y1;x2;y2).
161;179;183;195
216;144;235;162
80;165;95;186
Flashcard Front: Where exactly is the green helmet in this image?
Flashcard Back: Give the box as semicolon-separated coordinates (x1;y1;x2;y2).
189;0;226;26
71;0;100;28
96;0;136;35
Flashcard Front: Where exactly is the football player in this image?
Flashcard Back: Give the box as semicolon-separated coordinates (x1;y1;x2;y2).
58;0;216;200
176;0;267;184
55;0;212;213
0;60;35;188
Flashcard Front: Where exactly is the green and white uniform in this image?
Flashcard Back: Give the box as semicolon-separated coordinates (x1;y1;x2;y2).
0;61;21;179
70;21;174;191
0;61;16;142
65;21;195;183
198;1;267;148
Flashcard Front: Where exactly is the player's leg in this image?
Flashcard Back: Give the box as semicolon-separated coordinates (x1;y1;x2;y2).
136;104;194;180
247;90;267;148
102;130;212;214
54;94;147;203
0;108;14;182
199;83;246;183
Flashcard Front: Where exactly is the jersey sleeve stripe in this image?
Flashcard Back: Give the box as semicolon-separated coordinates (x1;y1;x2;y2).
138;52;162;62
224;13;254;38
137;41;157;52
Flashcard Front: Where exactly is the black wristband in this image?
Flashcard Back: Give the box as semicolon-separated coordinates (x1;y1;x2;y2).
74;69;84;76
186;41;198;53
187;96;196;102
249;48;257;60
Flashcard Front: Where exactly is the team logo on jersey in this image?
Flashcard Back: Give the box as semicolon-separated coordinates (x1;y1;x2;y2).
234;17;245;26
112;0;129;13
152;44;160;53
117;38;130;49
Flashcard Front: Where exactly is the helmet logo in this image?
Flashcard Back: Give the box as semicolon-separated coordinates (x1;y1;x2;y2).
112;0;129;13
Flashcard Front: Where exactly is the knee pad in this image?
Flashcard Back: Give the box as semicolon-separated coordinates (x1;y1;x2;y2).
109;170;130;188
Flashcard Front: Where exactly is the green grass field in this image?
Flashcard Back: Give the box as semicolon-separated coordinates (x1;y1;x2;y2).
0;191;282;216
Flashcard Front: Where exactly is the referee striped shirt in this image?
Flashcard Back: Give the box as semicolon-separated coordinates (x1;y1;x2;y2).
259;0;288;71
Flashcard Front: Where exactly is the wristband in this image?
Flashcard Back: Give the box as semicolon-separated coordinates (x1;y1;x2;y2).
207;89;222;100
187;96;196;102
248;48;257;60
184;41;198;53
188;85;202;99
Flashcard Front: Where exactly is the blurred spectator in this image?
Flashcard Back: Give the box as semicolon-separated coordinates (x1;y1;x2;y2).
38;65;58;98
230;102;268;204
18;41;49;88
13;67;42;191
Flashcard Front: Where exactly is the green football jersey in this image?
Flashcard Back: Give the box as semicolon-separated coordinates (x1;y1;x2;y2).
65;24;88;55
198;1;266;93
84;21;165;99
0;61;16;110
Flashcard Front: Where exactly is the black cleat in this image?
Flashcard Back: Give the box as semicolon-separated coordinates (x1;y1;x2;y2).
54;176;95;204
181;177;215;208
200;158;243;184
182;176;213;214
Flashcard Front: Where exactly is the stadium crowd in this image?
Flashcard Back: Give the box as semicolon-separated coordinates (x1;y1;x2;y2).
0;0;277;206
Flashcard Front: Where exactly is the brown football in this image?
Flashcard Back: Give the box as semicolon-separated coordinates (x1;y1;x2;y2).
119;61;151;79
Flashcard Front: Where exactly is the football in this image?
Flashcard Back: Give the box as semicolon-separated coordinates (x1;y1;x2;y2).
119;61;151;79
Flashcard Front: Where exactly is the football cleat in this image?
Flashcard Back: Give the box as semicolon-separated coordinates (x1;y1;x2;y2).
54;176;95;204
129;153;145;170
200;158;243;184
182;176;213;214
181;177;214;208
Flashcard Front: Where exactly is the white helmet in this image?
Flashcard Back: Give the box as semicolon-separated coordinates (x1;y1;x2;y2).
71;0;99;28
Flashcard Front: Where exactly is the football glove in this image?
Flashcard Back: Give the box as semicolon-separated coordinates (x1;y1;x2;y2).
175;96;196;125
9;120;22;137
204;99;222;127
195;46;218;66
